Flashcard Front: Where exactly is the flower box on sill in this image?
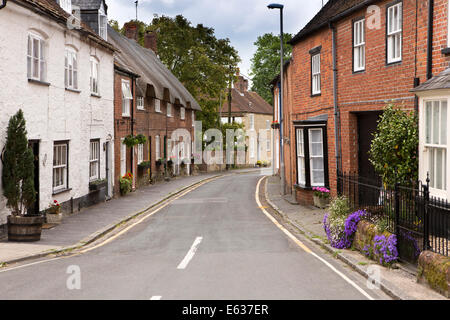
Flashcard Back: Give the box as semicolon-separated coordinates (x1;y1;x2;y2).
312;187;330;209
89;179;107;191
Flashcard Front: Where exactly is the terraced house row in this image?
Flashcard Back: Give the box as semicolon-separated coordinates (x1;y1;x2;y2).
273;0;450;205
0;0;200;237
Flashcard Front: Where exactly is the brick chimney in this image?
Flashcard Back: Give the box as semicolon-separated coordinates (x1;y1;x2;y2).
144;31;158;54
234;75;248;92
124;21;138;41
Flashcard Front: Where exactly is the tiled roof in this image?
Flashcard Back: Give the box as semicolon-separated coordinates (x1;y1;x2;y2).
289;0;372;45
220;88;273;116
411;68;450;92
108;25;201;111
19;0;114;51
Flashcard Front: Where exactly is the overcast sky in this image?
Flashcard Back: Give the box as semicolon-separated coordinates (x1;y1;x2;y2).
107;0;327;81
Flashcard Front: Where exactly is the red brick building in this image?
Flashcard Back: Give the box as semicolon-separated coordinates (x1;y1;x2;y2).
274;0;450;204
108;23;201;197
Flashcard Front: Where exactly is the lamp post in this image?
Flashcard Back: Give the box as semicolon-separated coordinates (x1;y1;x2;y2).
268;3;285;195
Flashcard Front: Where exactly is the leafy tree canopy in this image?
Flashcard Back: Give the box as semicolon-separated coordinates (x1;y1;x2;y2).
250;33;292;105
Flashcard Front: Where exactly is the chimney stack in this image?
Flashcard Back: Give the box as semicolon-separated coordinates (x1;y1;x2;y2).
234;75;248;92
124;21;138;41
144;31;158;54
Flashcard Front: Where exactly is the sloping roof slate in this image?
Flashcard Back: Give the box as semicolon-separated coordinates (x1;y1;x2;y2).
289;0;370;45
220;88;273;116
107;25;201;110
71;0;104;11
411;68;450;92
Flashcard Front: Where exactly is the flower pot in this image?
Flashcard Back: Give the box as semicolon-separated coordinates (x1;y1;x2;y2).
7;215;45;242
89;180;107;191
46;212;63;225
313;195;330;209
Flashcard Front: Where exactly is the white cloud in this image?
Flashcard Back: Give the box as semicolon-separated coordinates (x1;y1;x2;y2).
107;0;326;78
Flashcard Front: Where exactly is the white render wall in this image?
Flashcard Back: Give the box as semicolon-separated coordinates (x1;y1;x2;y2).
0;2;115;224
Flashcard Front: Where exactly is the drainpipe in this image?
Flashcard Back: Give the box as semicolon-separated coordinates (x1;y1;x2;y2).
330;22;342;182
427;0;434;80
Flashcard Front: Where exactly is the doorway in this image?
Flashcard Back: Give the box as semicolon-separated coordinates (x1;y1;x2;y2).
357;111;383;179
28;140;40;215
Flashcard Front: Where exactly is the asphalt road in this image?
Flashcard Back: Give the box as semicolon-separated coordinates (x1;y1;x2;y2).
0;171;390;300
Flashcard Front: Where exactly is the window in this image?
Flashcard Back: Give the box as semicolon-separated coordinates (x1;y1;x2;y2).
137;97;144;110
121;79;132;117
181;107;185;120
250;137;255;158
99;13;108;41
53;142;68;191
425;100;447;191
296;130;306;185
249;114;255;130
387;2;402;64
27;33;46;81
155;135;161;159
89;140;100;181
295;125;328;188
120;139;126;177
65;48;78;90
90;57;99;94
266;134;271;152
311;54;321;95
266;120;271;130
137;144;144;164
167;103;172;117
192;110;195;126
353;19;365;72
59;0;72;13
155;99;161;113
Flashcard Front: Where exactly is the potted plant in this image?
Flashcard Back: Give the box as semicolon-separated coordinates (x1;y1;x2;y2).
2;110;43;242
138;161;151;170
155;158;163;167
119;172;133;196
46;200;62;224
313;187;331;209
256;160;262;167
89;178;107;191
271;120;280;129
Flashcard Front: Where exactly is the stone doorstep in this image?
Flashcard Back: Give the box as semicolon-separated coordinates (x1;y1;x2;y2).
0;173;226;266
263;177;446;300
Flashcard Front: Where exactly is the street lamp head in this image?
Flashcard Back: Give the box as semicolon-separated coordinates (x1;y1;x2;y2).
267;3;284;10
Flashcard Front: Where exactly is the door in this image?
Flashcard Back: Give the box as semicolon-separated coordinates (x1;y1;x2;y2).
28;140;40;215
105;141;112;199
357;112;383;179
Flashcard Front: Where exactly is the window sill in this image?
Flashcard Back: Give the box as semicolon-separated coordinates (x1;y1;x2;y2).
122;114;131;118
65;87;81;93
137;108;145;111
28;78;50;86
441;47;450;55
294;184;312;191
311;93;321;97
52;188;72;195
91;93;102;98
386;60;402;67
353;69;365;74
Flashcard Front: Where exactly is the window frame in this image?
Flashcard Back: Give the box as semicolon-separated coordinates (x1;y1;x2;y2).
294;122;329;189
137;97;145;110
353;18;366;73
53;141;69;192
65;47;78;90
249;114;255;130
386;1;403;65
90;56;99;95
98;13;108;41
180;107;185;120
27;32;46;82
423;99;448;193
192;110;195;127
59;0;72;13
89;139;100;181
167;103;173;117
155;135;161;160
311;53;321;96
155;99;161;113
121;79;132;117
120;138;127;177
137;143;144;164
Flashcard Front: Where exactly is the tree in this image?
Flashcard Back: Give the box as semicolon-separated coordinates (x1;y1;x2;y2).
120;15;240;133
2;110;36;216
369;104;419;188
250;33;292;105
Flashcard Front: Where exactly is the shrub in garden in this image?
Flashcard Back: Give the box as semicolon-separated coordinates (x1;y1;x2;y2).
324;207;367;249
323;197;350;248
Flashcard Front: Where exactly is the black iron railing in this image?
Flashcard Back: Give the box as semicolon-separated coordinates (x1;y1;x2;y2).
338;172;449;263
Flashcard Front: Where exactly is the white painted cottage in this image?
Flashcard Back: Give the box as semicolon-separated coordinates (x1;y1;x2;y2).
0;0;115;236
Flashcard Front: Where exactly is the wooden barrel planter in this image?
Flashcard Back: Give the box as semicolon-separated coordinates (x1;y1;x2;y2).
7;215;45;242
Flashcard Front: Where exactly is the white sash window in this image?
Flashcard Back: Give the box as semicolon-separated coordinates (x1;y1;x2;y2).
387;2;402;64
311;54;321;95
27;33;46;81
353;19;365;72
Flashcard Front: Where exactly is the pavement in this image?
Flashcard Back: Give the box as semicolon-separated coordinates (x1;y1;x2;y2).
0;170;242;265
264;175;447;300
0;170;391;300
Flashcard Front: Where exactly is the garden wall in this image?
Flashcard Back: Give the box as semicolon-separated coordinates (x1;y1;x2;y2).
417;251;450;298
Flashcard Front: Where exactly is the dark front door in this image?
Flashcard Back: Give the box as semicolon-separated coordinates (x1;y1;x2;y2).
357;112;383;179
28;140;40;215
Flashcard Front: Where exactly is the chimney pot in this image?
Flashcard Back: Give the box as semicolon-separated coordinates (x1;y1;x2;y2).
124;21;138;41
144;31;158;54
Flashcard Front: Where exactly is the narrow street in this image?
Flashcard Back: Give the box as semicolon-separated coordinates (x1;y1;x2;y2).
0;172;390;300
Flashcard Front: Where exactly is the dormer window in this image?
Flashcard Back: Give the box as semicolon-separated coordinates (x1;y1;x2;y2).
59;0;72;14
98;3;107;40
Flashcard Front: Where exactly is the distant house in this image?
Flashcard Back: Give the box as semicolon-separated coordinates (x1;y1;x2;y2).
0;0;115;236
220;74;274;166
